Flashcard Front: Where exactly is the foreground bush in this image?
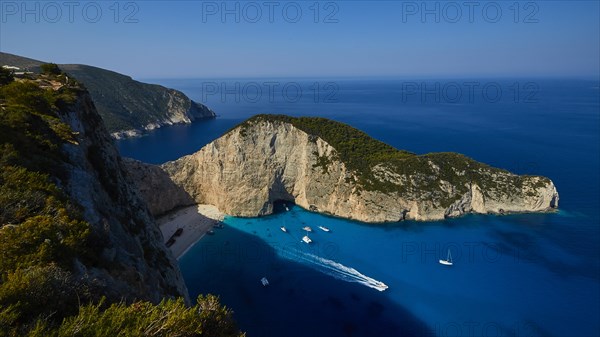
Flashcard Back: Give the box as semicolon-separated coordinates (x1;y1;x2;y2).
18;295;243;337
0;66;243;337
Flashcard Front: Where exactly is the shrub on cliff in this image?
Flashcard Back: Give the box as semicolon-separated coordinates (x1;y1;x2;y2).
47;295;244;337
0;67;14;86
0;75;243;337
40;63;61;76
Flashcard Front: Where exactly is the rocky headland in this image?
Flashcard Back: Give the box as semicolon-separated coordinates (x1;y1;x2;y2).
130;115;559;223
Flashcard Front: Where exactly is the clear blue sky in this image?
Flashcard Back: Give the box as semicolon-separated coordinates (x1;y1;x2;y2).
1;1;598;79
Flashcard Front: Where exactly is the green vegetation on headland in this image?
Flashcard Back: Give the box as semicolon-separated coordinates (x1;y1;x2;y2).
0;68;242;336
0;52;216;136
0;67;14;86
59;64;216;134
238;115;549;207
28;295;240;337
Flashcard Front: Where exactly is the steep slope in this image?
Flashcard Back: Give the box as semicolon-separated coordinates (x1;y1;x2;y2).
123;158;195;216
0;71;191;331
60;64;215;138
57;86;190;301
0;52;216;138
158;115;558;223
0;52;43;71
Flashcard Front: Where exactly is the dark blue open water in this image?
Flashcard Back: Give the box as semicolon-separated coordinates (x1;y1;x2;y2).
118;78;599;337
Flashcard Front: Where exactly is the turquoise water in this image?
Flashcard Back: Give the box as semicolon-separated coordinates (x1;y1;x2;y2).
120;79;600;336
179;206;598;337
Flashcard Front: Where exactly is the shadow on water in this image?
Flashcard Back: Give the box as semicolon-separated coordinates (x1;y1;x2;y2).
179;224;434;337
487;226;600;282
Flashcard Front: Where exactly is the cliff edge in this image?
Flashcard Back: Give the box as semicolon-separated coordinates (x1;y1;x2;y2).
0;52;216;139
0;71;188;304
156;115;558;223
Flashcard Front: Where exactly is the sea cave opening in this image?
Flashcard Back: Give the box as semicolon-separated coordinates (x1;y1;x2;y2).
272;199;296;214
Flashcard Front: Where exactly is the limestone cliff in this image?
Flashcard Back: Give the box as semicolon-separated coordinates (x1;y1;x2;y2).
59;64;216;139
123;158;195;216
0;52;216;139
157;115;558;223
0;63;248;336
57;88;189;302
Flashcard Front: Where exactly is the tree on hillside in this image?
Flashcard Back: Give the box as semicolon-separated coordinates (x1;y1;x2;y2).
40;63;61;75
0;67;14;86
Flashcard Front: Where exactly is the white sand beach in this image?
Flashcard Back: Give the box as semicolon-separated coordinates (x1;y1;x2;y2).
157;204;225;259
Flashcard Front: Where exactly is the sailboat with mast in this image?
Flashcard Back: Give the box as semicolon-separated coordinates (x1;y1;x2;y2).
439;249;453;266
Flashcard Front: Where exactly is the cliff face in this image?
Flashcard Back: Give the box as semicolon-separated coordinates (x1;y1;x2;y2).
58;64;216;139
158;117;558;223
0;53;216;139
58;90;189;303
122;158;195;216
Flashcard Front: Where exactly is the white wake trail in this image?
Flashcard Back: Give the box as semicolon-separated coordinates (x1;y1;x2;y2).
278;248;388;291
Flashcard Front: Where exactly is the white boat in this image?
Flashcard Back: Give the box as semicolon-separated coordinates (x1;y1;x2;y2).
374;281;389;291
260;277;269;286
439;249;453;266
318;226;330;232
280;226;288;233
302;226;313;232
302;235;312;244
285;204;290;211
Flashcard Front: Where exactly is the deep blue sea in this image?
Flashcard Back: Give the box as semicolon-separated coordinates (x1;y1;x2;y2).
119;78;600;337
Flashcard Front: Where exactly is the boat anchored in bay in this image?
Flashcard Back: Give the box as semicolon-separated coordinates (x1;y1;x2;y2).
439;249;453;266
302;229;312;244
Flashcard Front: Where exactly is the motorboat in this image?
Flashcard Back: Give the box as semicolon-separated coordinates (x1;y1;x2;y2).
374;281;389;291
